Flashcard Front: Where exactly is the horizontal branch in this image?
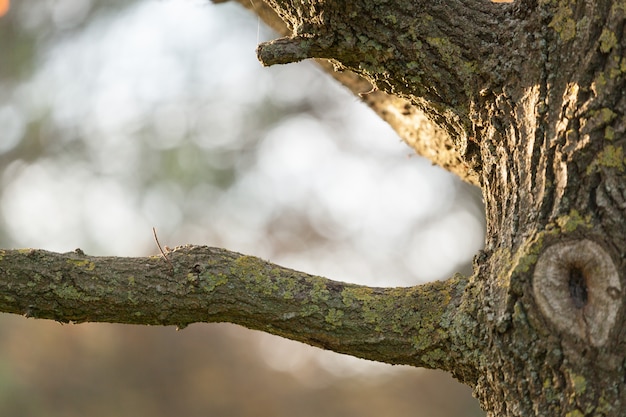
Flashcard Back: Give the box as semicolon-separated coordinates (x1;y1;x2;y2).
0;246;471;371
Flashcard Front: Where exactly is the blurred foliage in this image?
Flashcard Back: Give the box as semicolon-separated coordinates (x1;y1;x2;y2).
0;315;484;417
0;0;485;416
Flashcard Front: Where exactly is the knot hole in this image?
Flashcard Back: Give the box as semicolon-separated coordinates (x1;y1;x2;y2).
568;266;588;309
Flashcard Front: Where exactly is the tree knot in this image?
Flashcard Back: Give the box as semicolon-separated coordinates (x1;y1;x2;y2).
532;239;621;347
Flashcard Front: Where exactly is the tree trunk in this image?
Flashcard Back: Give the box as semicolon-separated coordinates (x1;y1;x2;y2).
470;1;626;413
1;0;625;416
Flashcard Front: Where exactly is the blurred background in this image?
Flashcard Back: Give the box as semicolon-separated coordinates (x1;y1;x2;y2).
0;0;486;415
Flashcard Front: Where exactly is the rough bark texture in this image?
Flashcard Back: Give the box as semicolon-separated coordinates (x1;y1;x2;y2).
0;247;476;379
1;0;625;416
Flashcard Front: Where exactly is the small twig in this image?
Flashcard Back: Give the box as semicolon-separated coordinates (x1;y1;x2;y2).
152;227;174;273
358;84;378;98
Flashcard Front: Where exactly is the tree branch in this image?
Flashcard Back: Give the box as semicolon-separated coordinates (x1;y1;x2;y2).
228;0;483;185
255;0;504;139
0;246;471;371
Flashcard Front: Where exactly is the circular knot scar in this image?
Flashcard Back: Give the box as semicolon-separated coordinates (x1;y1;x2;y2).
532;239;621;347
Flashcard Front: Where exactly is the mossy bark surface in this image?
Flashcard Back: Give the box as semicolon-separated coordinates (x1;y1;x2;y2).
0;247;477;380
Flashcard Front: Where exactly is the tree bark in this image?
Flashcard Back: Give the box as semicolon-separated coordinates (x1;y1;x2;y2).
2;0;625;416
